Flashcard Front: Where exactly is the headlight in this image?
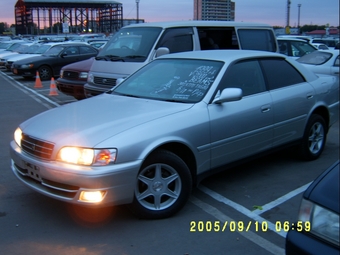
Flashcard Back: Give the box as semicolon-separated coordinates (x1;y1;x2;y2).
20;64;34;69
60;69;64;78
298;199;339;246
79;72;88;79
87;72;94;83
57;147;117;166
14;127;22;147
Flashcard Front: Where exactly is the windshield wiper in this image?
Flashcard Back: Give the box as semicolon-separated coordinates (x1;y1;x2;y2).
124;55;146;59
95;55;125;61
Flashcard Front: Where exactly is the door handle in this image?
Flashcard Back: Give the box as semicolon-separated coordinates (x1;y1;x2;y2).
261;105;271;113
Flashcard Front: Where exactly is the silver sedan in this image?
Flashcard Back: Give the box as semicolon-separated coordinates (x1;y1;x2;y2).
10;50;339;219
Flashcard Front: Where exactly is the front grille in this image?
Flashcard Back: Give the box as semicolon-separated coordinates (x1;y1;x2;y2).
93;76;116;88
21;134;54;160
63;71;78;79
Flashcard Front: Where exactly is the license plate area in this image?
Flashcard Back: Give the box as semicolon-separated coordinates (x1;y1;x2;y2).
13;68;18;74
23;160;42;182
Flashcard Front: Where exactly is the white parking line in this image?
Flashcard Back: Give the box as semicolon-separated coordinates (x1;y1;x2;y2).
190;196;285;255
198;185;287;238
251;182;311;215
1;71;60;108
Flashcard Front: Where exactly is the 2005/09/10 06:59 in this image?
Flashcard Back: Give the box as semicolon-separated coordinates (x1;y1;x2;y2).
189;221;311;232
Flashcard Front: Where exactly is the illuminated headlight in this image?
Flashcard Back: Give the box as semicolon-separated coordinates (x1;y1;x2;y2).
14;127;22;147
20;63;34;69
60;69;64;78
87;72;94;83
79;190;106;203
57;147;117;166
298;199;339;246
79;72;88;79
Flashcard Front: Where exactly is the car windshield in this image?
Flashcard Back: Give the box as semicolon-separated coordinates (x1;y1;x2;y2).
97;27;162;61
42;45;65;56
113;58;223;103
297;51;333;65
23;44;40;53
34;45;52;54
290;41;316;57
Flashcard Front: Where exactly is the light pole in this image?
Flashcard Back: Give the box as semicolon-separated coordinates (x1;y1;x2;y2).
136;0;140;23
298;4;301;34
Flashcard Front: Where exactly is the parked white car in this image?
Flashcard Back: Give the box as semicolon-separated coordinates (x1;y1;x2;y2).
277;38;317;59
297;49;339;77
10;50;339;219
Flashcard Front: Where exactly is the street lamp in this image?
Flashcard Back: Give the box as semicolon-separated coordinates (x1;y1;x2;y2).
298;4;301;34
136;0;140;23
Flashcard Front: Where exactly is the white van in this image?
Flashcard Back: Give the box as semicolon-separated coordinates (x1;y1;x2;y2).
84;21;278;97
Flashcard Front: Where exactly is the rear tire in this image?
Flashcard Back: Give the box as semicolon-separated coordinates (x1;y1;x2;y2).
298;114;327;160
129;150;192;219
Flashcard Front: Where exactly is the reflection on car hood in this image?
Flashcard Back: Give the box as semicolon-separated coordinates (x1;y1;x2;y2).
20;94;193;147
305;161;339;213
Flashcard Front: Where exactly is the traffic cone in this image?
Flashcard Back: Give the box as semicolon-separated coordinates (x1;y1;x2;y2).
34;71;43;88
48;77;59;96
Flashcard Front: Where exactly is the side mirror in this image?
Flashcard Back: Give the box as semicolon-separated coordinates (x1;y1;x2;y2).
61;53;67;58
116;78;125;86
213;88;243;104
155;47;170;58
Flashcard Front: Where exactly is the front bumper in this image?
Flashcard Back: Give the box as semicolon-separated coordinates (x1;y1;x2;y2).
83;83;110;98
56;78;86;99
12;67;36;77
10;140;141;207
286;229;339;255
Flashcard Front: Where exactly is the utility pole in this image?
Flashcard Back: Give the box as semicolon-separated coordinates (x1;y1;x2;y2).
286;0;291;34
136;0;140;23
298;4;301;34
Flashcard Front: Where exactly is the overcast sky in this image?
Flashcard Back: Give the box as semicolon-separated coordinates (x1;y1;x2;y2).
1;0;339;27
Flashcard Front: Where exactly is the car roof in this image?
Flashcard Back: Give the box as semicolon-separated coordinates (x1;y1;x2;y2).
157;49;318;81
303;160;339;213
125;20;273;29
277;37;310;42
158;49;283;62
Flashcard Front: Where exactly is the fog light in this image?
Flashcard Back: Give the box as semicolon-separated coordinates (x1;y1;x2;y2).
79;191;106;203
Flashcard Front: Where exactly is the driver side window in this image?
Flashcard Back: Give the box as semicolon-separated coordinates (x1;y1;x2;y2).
218;60;266;97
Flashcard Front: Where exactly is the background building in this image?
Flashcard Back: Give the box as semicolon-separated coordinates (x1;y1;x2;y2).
14;0;123;35
194;0;235;21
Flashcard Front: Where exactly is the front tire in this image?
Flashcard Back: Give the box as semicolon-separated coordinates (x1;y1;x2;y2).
129;150;192;219
38;65;53;81
299;114;327;160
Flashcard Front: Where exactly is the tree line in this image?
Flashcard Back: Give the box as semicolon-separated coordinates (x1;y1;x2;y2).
1;21;339;36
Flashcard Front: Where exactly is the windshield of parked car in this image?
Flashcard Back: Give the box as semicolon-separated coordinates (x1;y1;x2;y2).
34;45;52;54
297;51;333;65
290;41;316;57
113;58;223;103
96;27;162;62
42;45;65;56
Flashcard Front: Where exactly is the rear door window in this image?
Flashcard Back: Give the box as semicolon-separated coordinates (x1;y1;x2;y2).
237;29;277;52
260;58;305;90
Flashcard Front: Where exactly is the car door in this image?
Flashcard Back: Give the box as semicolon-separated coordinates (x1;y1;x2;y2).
208;59;273;168
260;58;315;147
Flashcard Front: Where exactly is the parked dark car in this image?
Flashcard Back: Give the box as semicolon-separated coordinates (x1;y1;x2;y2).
285;160;339;255
12;43;98;80
56;57;94;100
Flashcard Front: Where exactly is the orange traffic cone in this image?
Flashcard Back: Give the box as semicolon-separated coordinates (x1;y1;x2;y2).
48;77;59;96
34;71;43;88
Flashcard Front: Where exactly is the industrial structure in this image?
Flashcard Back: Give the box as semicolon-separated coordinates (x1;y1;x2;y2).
194;0;235;21
14;0;123;35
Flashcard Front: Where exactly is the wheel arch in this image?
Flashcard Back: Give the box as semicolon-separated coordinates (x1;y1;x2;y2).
310;105;330;133
143;142;198;186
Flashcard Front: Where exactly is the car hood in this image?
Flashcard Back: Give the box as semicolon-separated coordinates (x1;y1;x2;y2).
305;161;339;213
61;57;94;71
20;93;193;148
14;55;56;64
7;53;41;61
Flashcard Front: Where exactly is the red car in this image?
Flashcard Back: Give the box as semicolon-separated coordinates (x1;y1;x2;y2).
56;57;94;100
